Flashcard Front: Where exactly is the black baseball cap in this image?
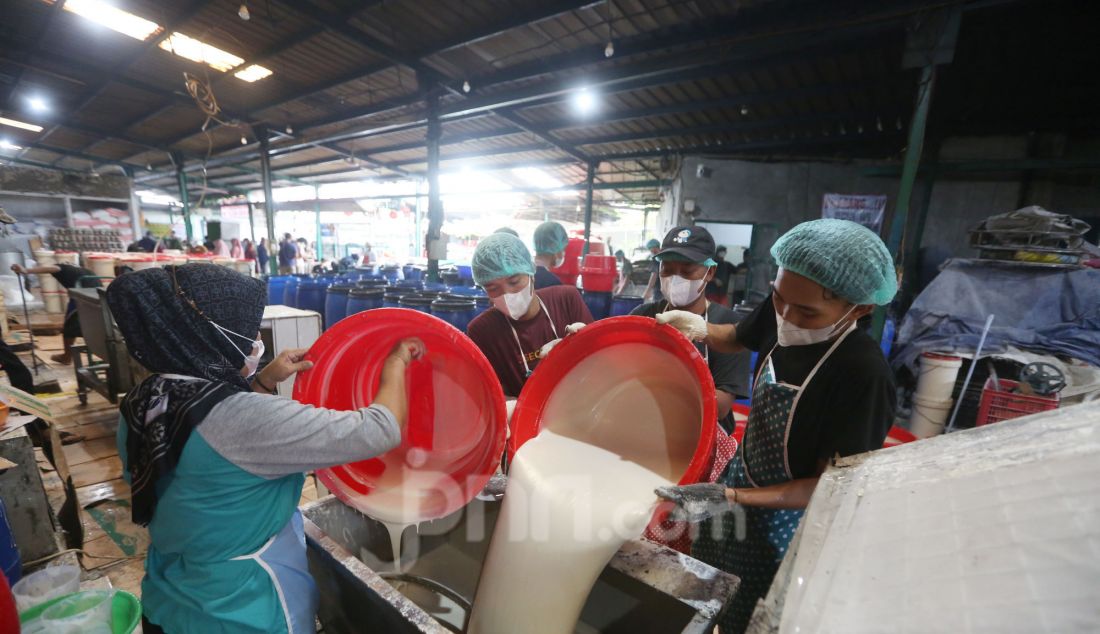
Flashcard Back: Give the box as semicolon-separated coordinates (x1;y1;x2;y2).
656;226;717;265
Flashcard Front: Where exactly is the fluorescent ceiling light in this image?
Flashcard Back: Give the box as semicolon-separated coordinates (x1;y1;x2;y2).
62;0;161;41
0;116;43;132
0;140;22;151
27;97;48;113
572;87;597;115
160;33;244;72
511;167;564;190
159;33;273;80
233;65;273;83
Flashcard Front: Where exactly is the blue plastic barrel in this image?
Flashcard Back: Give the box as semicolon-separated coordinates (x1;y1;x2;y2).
266;276;292;306
383;287;416;308
444;286;481;297
403;266;424;282
583;290;613;321
394;279;423;291
423;281;448;293
356;278;389;289
380;265;402;282
431;298;477;332
324;284;354;330
296;278;332;315
282;276;301;307
398;294;435;314
455;265;474;287
611;294;644;317
0;497;20;586
346;288;385;315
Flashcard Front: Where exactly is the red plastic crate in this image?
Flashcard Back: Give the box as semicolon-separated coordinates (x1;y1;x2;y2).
975;378;1059;426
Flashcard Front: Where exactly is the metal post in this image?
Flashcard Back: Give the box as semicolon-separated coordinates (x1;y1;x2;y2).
871;63;936;341
426;90;443;283
246;201;256;243
126;170;142;239
414;178;422;258
173;152;193;243
582;160;597;255
314;185;322;263
257;125;278;275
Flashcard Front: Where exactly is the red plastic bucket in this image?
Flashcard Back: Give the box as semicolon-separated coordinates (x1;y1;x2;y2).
510;316;717;487
293;308;507;523
550;237;585;286
579;254;618;292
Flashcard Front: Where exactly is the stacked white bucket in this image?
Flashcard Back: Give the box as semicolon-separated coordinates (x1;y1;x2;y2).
32;250;66;314
911;352;963;437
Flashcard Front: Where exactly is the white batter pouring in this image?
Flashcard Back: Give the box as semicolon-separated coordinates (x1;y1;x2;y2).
468;343;702;634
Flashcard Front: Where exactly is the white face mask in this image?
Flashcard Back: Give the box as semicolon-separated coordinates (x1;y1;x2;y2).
660;274;708;307
775;305;857;347
491;277;535;321
214;323;265;377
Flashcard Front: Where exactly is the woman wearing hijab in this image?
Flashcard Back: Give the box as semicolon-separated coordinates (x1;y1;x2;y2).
107;263;425;634
230;237;243;258
213;239;231;257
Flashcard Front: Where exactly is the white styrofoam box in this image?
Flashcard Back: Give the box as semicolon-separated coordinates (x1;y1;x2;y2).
260;305;322;397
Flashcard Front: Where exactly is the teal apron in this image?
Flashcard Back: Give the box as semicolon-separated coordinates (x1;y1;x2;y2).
693;327;853;634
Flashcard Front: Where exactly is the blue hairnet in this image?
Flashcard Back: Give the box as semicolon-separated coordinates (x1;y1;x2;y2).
533;221;568;255
770;219;897;305
472;232;535;286
646;239;661;249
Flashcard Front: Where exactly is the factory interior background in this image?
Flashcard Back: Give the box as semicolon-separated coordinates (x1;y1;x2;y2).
0;0;1098;632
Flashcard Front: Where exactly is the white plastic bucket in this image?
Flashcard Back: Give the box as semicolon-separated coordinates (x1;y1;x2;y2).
86;255;116;280
54;252;80;266
32;250;56;267
910;393;953;438
37;273;59;293
43;290;66;314
12;564;81;612
915;352;962;403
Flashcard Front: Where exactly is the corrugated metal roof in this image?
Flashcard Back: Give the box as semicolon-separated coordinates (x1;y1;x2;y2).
3;0;1097;206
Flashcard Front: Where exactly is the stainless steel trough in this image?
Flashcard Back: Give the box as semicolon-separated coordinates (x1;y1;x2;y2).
302;494;738;633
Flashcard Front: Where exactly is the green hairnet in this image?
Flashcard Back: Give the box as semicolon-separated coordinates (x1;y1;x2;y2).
494;226;519;237
533;221;568;255
646;239;661;249
770;219;897;305
472;232;535;286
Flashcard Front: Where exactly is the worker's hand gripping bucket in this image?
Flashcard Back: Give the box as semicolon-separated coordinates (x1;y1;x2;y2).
293;308;508;524
509;315;718;542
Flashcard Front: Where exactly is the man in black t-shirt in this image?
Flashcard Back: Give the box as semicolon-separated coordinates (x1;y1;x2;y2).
631;227;751;433
655;219;898;634
13;262;98;365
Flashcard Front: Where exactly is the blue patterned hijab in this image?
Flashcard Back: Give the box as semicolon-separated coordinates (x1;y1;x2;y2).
107;264;266;524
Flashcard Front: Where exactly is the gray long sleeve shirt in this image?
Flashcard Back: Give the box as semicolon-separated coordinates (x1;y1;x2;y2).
196;391;400;479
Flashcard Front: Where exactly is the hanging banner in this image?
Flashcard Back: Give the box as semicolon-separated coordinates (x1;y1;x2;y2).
822;193;887;234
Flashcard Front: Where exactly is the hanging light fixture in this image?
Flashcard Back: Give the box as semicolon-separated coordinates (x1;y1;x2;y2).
462;80;471;93
240;135;248;145
605;1;615;58
285;124;293;135
876;116;884;132
238;3;250;21
740;105;750;116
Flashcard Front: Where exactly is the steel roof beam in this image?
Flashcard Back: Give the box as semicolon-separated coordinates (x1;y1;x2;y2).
149;0;600;151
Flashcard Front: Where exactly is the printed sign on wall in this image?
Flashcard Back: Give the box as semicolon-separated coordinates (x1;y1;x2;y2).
822;194;888;234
